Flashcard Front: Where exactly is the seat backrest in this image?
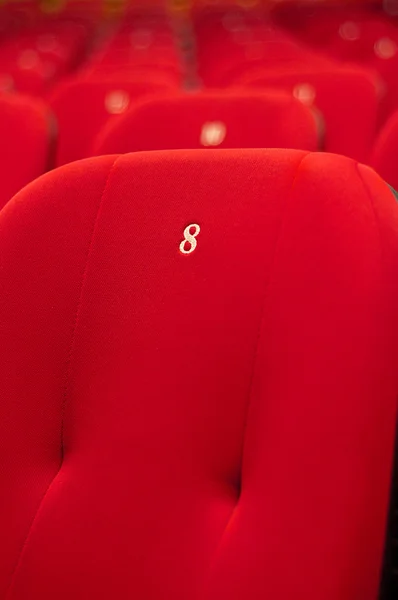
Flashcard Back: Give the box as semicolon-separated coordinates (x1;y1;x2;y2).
274;6;398;127
49;75;177;165
0;92;54;210
1;150;398;600
0;18;91;96
326;14;398;120
93;90;320;155
238;66;379;162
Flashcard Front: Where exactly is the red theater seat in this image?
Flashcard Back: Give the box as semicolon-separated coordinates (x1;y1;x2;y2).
370;108;398;189
0;149;397;599
49;74;177;166
0;19;91;96
194;11;379;161
273;5;375;50
323;15;398;127
0;92;53;210
238;66;379;162
196;11;329;88
93;90;320;155
274;5;398;126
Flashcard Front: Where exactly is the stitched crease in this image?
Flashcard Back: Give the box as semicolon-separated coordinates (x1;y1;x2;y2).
203;152;311;587
240;153;311;470
353;162;385;266
5;156;120;599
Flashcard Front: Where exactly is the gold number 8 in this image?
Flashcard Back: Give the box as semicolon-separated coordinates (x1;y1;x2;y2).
179;224;200;255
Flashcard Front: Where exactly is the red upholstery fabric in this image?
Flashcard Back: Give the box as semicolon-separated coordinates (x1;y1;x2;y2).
238;66;379;162
0;92;53;210
49;75;177;166
93;90;320;155
1;150;398;599
370;108;398;190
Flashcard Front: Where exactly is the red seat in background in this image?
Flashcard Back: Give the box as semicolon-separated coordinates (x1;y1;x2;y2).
237;66;379;162
274;5;398;127
194;10;379;162
49;12;182;166
0;92;54;210
93;89;320;155
0;18;92;96
0;149;397;599
273;4;377;49
195;10;329;88
49;73;177;166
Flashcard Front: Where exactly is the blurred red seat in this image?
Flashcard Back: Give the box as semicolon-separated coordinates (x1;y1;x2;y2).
0;18;91;96
237;66;378;162
274;5;398;126
194;11;379;161
0;149;398;599
93;89;320;155
84;14;182;82
0;92;54;210
195;11;328;88
49;74;178;166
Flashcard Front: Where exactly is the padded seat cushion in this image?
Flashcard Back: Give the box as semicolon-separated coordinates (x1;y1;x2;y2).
1;150;398;600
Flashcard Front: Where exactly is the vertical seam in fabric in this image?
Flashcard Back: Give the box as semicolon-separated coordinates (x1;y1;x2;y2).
240;152;311;475
353;162;384;263
60;156;119;457
5;156;120;599
203;152;311;587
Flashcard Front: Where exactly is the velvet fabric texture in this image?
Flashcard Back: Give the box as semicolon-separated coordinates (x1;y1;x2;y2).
1;149;398;599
